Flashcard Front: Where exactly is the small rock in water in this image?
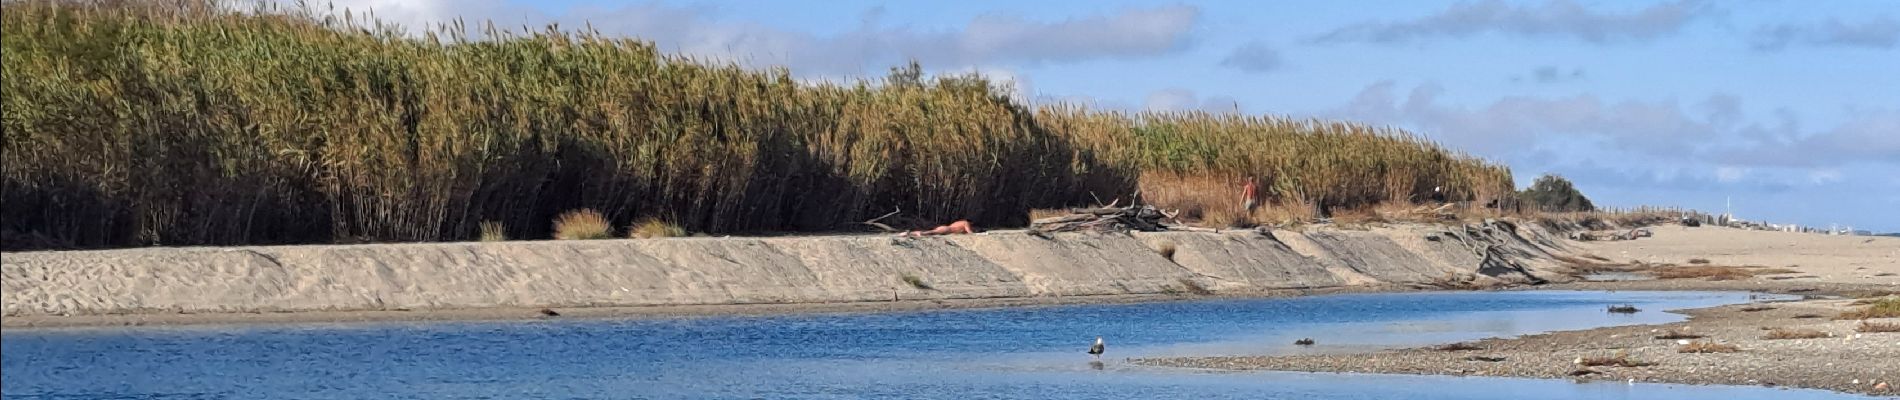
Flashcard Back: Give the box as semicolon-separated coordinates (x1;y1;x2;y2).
1294;338;1316;346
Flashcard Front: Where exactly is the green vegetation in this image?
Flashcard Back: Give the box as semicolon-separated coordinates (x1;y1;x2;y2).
0;1;1513;249
1519;174;1595;212
1837;298;1900;320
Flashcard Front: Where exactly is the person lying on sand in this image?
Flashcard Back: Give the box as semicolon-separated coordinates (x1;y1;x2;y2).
900;220;976;237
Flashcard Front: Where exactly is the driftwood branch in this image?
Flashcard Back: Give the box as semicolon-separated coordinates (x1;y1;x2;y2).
860;208;901;232
1030;204;1173;233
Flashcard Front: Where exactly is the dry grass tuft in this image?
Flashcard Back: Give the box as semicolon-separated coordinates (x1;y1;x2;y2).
1651;266;1756;281
1434;342;1483;351
553;209;614;240
1677;341;1741;353
1653;330;1704;340
629;219;686;239
1762;328;1829;340
901;274;932;290
1837;298;1900;320
1856;321;1900;333
1154;241;1178;261
1579;351;1653;367
479;221;507;242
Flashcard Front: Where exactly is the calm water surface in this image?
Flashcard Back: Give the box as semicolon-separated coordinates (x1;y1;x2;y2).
2;290;1874;399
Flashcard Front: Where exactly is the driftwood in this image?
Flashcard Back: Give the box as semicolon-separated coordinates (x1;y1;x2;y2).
1029;205;1173;233
860;208;901;232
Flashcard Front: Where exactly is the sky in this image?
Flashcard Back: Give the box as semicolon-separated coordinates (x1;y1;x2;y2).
315;0;1899;232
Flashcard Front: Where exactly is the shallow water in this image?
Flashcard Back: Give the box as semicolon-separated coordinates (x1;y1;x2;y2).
2;291;1871;399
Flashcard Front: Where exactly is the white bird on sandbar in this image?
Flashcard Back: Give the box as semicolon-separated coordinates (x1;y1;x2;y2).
1088;337;1106;359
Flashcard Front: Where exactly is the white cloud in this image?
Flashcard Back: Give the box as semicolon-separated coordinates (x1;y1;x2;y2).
1311;0;1712;44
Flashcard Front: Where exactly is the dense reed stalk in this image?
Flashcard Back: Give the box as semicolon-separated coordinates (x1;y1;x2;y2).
0;1;1514;249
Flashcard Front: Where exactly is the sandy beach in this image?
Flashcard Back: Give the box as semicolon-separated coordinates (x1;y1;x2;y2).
1139;226;1900;396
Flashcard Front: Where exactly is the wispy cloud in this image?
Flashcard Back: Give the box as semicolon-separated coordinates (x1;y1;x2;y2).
1218;41;1283;73
1752;16;1900;51
1310;0;1712;44
1512;66;1586;83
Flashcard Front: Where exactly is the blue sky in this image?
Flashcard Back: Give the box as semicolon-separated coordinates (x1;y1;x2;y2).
324;0;1899;231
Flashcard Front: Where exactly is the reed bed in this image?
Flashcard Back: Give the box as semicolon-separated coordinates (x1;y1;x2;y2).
1;0;1513;249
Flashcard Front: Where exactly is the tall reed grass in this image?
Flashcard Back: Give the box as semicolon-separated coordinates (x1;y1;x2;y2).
0;1;1514;249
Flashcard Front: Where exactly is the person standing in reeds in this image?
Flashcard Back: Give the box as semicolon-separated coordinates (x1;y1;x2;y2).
1242;177;1259;211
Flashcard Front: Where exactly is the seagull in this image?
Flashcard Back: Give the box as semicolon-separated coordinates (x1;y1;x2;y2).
1088;337;1106;359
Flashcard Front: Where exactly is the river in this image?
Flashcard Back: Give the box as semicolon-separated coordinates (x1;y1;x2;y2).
2;291;1874;399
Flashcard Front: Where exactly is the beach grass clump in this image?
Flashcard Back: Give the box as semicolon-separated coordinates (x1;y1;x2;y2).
901;274;932;290
1762;328;1830;340
0;0;1516;249
1578;351;1653;367
1651;266;1755;281
553;209;614;240
478;221;508;242
1837;298;1900;320
1653;330;1704;340
629;219;686;239
1676;341;1740;353
1434;342;1483;351
1154;241;1178;261
1856;321;1900;333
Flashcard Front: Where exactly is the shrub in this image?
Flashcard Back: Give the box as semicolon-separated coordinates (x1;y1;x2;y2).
1762;328;1829;340
1518;174;1595;212
629;219;685;239
479;221;507;242
1677;341;1740;353
553;209;613;240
